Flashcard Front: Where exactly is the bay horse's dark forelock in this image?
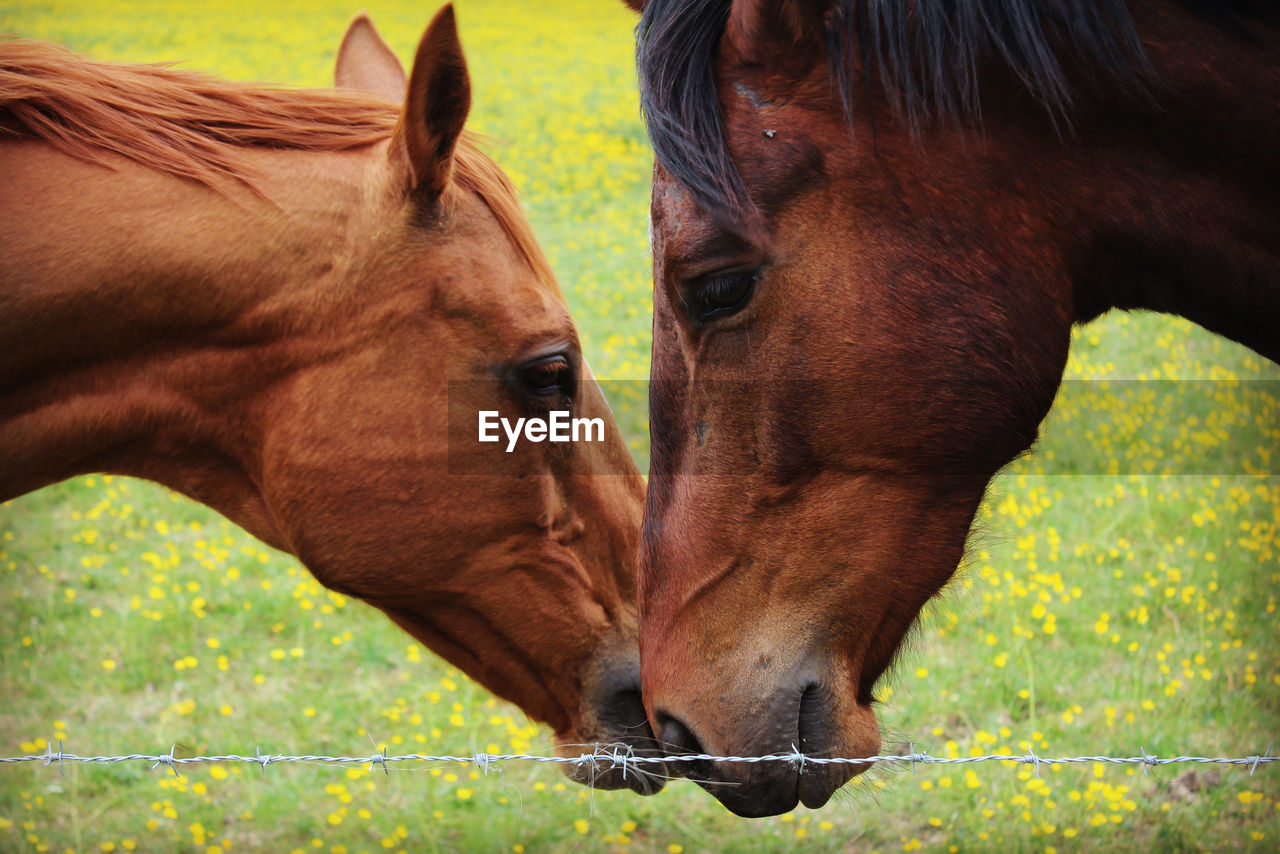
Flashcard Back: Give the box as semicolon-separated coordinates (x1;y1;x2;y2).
637;0;1274;225
636;0;747;221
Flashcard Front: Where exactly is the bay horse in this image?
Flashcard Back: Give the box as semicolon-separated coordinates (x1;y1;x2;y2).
0;7;665;792
628;0;1278;815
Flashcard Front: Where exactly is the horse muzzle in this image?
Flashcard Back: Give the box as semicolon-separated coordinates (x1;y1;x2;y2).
650;671;878;816
557;656;668;794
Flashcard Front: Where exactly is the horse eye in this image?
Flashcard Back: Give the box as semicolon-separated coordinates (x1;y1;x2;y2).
695;270;758;323
518;354;573;395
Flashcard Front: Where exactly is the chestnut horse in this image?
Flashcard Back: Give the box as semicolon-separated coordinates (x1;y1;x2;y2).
629;0;1278;815
0;8;665;791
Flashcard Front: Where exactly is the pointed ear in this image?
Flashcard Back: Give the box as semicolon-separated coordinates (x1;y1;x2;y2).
621;0;646;11
334;13;407;100
392;4;471;201
725;0;832;61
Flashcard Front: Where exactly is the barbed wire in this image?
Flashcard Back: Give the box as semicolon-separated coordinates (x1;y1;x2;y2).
1;741;1274;781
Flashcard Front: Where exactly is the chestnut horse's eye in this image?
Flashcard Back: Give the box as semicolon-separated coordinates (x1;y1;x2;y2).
518;354;574;396
694;270;758;323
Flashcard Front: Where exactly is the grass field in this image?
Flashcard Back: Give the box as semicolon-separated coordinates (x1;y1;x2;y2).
2;1;1278;851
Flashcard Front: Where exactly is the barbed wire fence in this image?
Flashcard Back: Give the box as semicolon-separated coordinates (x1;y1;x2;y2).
1;741;1275;784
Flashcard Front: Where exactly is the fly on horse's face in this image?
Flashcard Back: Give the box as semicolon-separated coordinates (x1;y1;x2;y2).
1;7;663;792
630;0;1279;817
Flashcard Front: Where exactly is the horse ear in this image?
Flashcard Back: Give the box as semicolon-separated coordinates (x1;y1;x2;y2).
393;4;471;201
334;13;407;100
726;0;832;59
621;0;647;11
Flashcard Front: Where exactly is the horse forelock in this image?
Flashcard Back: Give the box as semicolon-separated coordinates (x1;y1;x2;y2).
637;0;1275;226
0;39;557;293
637;0;754;222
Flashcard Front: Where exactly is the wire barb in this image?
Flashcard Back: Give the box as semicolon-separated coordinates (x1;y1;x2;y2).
364;733;389;776
1023;743;1042;778
42;740;64;776
1249;745;1272;776
608;744;633;782
788;743;807;775
151;744;180;777
1139;746;1155;775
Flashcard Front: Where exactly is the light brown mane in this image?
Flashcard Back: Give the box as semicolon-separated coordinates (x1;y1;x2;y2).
0;39;555;288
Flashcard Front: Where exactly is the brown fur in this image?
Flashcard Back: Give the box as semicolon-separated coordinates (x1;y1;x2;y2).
1;10;661;793
634;0;1278;816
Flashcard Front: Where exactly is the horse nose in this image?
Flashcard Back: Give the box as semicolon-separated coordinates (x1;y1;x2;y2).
567;660;669;794
656;704;813;817
588;685;668;794
651;680;864;817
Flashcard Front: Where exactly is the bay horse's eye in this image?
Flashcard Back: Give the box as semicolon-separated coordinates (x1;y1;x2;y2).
694;270;758;324
518;354;574;396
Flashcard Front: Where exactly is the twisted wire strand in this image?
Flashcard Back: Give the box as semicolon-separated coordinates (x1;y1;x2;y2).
1;742;1274;777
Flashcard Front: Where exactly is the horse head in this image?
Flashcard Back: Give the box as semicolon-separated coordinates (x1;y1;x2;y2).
628;0;1277;814
0;6;664;792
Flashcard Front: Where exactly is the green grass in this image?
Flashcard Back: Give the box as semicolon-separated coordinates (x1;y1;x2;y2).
3;1;1279;852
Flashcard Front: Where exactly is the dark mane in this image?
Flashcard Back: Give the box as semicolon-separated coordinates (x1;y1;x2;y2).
636;0;1275;221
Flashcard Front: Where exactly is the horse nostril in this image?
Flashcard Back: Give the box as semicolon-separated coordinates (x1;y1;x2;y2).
656;711;712;780
798;682;824;753
657;713;701;752
610;688;651;734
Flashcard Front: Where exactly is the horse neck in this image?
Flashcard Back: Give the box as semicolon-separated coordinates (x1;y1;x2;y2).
1061;4;1279;362
0;141;379;547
